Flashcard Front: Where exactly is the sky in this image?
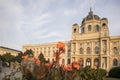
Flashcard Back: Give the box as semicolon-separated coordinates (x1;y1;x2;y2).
0;0;120;50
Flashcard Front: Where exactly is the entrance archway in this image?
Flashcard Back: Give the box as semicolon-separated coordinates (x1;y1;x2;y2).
94;58;99;68
86;58;91;66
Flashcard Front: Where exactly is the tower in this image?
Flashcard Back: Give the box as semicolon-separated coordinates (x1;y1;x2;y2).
100;18;110;70
70;8;111;70
72;23;79;40
100;18;109;37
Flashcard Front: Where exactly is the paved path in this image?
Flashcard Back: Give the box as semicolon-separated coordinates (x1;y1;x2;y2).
0;67;22;80
0;67;11;80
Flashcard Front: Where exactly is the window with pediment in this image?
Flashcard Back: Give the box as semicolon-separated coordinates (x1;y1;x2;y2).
80;48;84;54
113;47;119;54
87;47;91;54
95;46;100;54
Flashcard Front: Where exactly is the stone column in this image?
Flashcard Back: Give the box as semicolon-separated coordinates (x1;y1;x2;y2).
100;38;103;68
100;57;102;68
107;57;109;71
91;41;94;55
71;42;73;63
71;42;74;55
83;58;86;67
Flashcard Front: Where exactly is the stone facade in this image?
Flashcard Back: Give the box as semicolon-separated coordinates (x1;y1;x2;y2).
23;9;120;71
0;46;21;56
23;42;71;65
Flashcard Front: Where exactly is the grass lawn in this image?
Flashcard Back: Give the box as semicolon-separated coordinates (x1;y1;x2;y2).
103;77;120;80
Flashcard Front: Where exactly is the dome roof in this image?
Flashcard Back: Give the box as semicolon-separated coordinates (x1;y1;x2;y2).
101;18;108;21
82;8;100;24
72;23;79;26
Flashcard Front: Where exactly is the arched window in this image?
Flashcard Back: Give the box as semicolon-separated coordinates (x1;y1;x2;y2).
113;47;118;54
88;25;91;31
80;48;84;54
81;27;84;33
86;58;91;66
74;28;76;33
102;23;107;29
87;47;91;54
95;46;100;54
94;58;99;68
113;59;118;66
95;25;99;32
62;59;65;65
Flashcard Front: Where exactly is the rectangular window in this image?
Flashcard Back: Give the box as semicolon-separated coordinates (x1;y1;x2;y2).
67;59;71;64
73;43;76;49
102;40;107;54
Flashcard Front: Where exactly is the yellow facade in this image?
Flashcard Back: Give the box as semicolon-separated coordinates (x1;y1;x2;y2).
23;42;71;65
23;9;120;71
0;46;21;56
71;9;120;71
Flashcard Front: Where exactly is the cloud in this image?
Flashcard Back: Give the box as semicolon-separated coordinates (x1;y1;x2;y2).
64;9;77;16
89;0;97;7
21;13;52;31
0;0;27;49
93;0;120;36
37;32;62;39
0;0;120;50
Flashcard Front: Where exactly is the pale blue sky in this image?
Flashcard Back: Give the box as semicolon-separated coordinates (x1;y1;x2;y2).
0;0;120;50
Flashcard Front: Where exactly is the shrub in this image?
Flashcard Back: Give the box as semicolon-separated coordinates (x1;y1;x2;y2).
109;67;120;78
94;68;107;80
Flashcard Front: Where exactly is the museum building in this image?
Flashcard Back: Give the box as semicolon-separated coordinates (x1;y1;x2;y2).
23;9;120;71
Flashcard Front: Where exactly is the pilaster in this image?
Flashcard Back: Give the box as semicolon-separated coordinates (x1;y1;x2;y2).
83;58;86;67
91;57;94;68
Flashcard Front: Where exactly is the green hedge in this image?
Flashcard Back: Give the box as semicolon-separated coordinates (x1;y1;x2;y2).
94;68;107;80
109;67;120;78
